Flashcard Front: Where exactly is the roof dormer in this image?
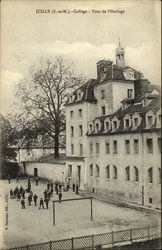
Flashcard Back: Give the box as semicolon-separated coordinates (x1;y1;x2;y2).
104;117;111;131
76;89;83;101
132;112;141;129
156;109;161;128
124;114;131;129
112;116;120;131
95;119;101;133
146;110;155;128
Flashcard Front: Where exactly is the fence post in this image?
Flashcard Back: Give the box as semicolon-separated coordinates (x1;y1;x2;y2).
92;234;94;250
112;231;114;247
71;237;74;250
130;228;132;244
49;240;52;250
148;225;150;240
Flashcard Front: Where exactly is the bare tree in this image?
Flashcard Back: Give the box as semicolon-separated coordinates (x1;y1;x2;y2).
15;57;85;158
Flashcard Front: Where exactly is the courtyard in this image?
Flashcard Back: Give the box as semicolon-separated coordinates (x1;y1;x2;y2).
0;178;160;249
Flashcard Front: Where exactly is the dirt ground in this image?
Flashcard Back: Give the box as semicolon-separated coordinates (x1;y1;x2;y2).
0;178;160;249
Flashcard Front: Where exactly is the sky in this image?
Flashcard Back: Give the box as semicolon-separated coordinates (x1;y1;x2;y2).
1;0;161;115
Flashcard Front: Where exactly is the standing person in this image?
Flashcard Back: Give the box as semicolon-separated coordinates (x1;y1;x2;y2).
45;197;49;209
35;176;39;186
51;182;53;190
10;189;13;199
16;175;19;183
47;190;51;201
39;198;45;209
58;192;62;203
56;186;58;195
33;194;38;206
21;199;25;209
28;195;32;206
17;191;21;201
47;182;50;191
50;186;53;197
43;190;47;201
76;184;79;194
22;189;25;199
66;180;69;191
7;174;11;184
72;183;75;192
30;190;33;199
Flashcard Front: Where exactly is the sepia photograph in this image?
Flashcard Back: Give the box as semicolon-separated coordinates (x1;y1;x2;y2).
0;0;161;249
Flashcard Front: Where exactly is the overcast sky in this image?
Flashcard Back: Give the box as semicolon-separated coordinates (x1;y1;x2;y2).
1;0;161;115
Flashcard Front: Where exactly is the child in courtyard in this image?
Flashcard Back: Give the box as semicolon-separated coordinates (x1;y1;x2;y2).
39;197;45;209
21;199;25;209
58;191;62;203
33;193;38;206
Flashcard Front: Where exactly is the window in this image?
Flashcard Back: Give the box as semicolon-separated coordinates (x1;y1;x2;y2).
105;141;110;154
79;125;83;136
90;164;93;176
158;168;161;184
113;165;117;179
127;89;133;98
148;115;153;126
125;166;130;181
125;140;130;154
106;165;110;178
158;138;161;153
113;140;118;154
96;123;99;132
79;143;83;156
134;118;138;127
89;124;93;132
105;122;109;131
70;111;73;119
71;126;74;137
78;109;82;117
147;138;153;153
113;121;117;130
71;144;74;155
90;143;93;155
96;165;100;177
102;106;106;115
149;198;152;204
148;167;153;183
101;90;105;99
96;143;100;154
134;166;139;182
134;139;139;154
68;165;72;177
125;119;129;128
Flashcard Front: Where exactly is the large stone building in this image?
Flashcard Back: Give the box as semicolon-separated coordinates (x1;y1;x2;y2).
65;41;161;209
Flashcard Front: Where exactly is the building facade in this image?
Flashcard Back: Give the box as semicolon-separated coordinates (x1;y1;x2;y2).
65;42;161;209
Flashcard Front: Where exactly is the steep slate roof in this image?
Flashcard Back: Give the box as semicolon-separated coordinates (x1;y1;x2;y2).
65;79;97;106
88;95;161;136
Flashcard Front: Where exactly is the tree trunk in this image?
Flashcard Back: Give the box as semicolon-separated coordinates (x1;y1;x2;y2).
54;130;59;158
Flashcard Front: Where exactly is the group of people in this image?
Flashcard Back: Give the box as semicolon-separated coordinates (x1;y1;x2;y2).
9;176;80;210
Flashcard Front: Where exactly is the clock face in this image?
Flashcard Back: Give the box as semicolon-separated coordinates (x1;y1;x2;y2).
123;69;135;80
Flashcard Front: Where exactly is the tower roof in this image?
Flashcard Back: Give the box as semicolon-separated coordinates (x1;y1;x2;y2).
116;38;124;54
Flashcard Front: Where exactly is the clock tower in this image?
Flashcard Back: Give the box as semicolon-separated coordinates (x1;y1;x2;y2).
116;38;125;68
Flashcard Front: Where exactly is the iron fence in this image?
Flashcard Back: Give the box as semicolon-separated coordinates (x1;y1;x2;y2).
5;225;160;250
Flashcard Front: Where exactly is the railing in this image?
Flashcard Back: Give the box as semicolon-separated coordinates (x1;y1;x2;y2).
5;225;160;250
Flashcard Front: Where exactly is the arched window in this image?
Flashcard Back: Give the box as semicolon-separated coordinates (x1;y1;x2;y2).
113;165;117;179
125;166;130;181
148;167;153;183
106;165;110;178
96;165;100;177
90;164;93;177
134;166;139;182
158;168;161;184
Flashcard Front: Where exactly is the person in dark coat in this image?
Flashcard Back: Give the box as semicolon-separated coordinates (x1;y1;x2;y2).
22;189;25;199
21;199;25;209
39;198;44;209
43;190;47;201
45;198;49;209
10;189;14;198
7;174;11;184
28;195;32;206
58;192;62;203
17;191;21;201
72;183;75;192
76;184;79;194
51;182;53;189
47;182;50;191
35;177;39;186
33;194;38;206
